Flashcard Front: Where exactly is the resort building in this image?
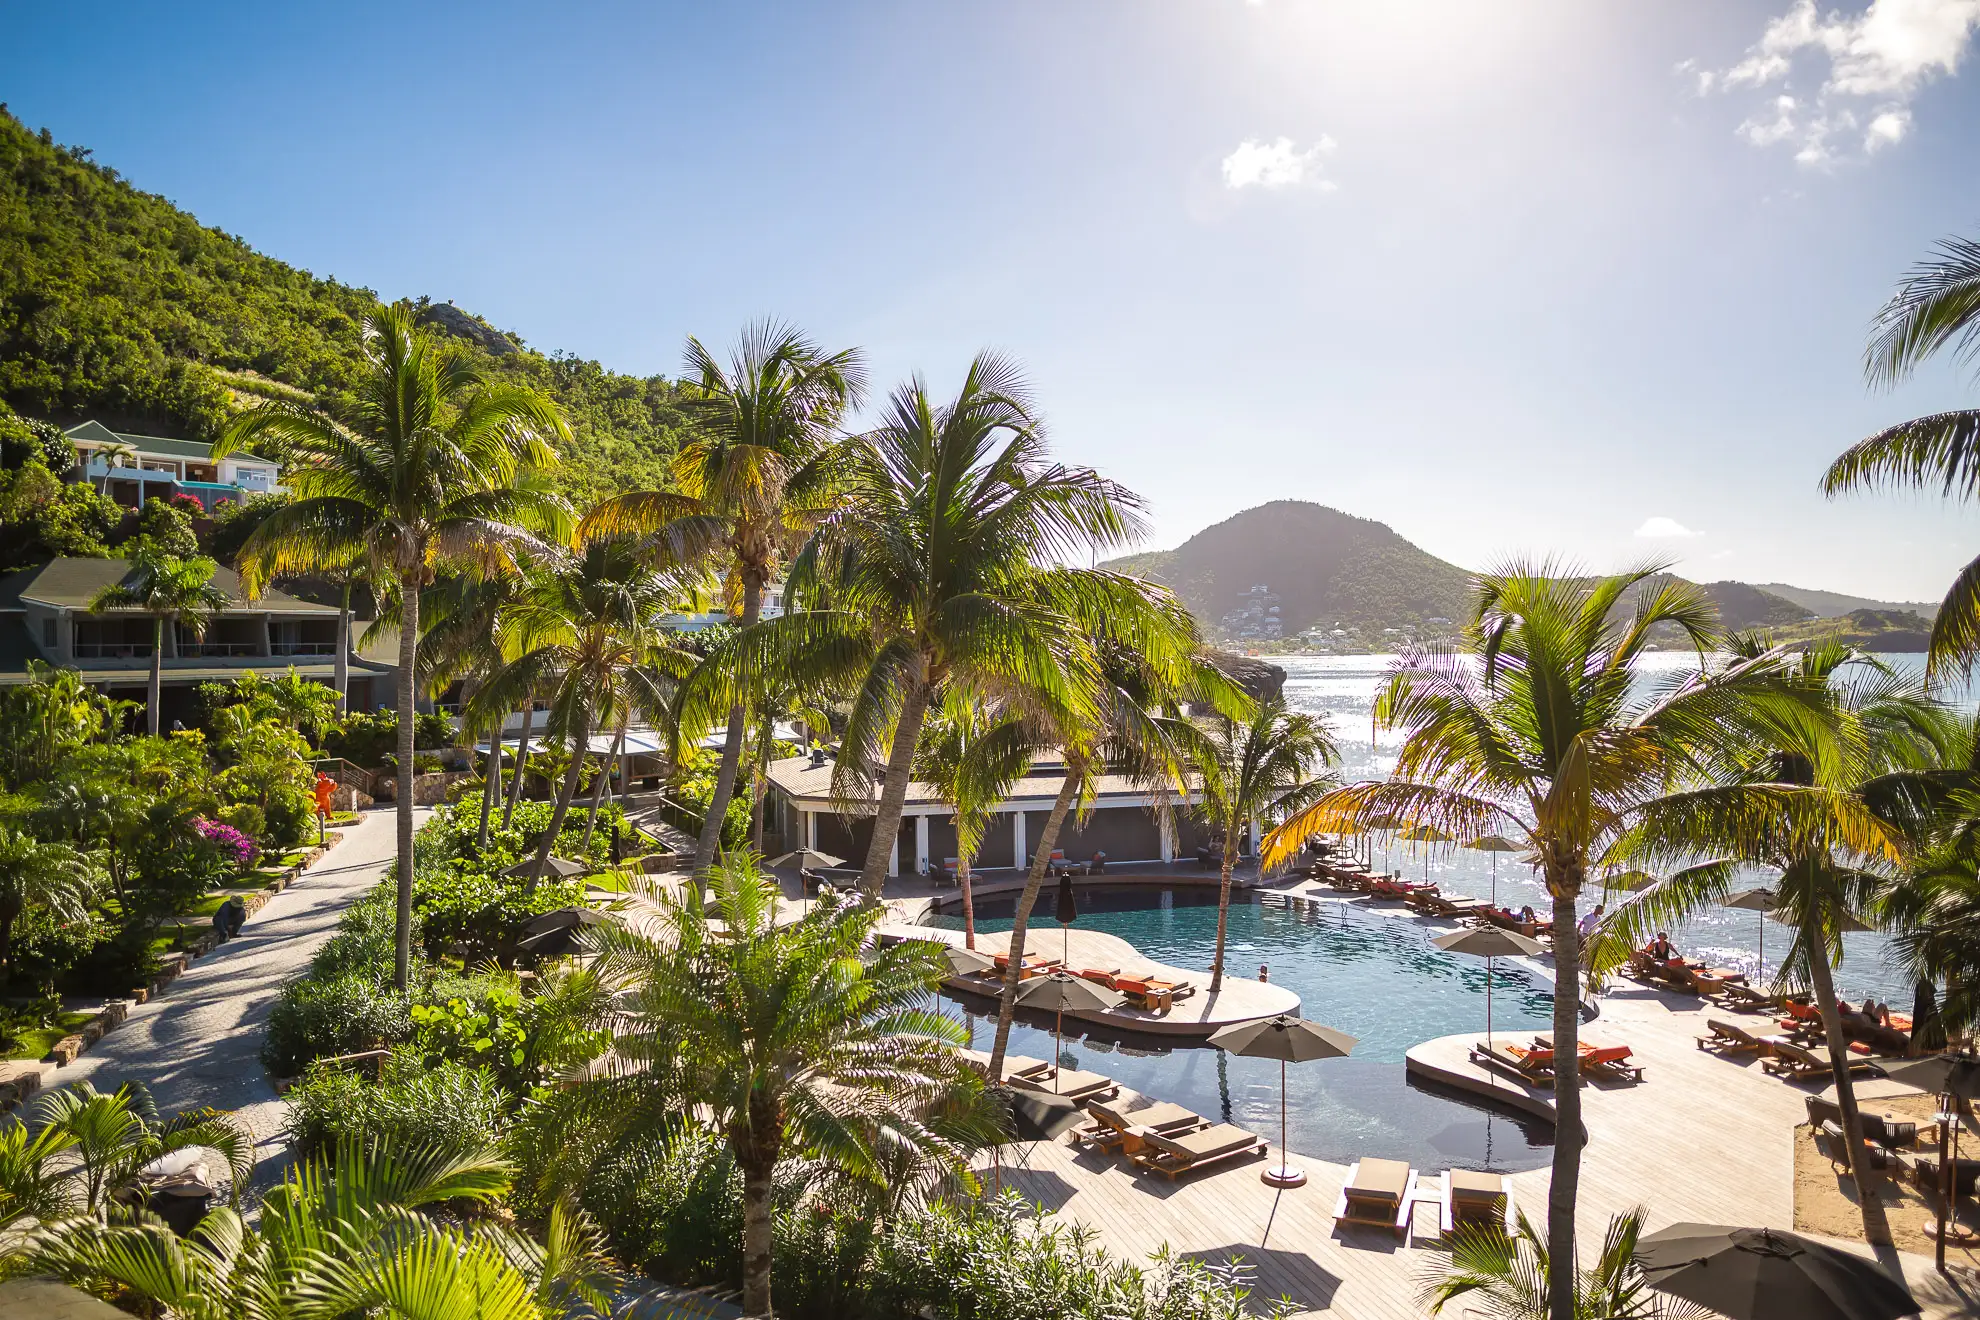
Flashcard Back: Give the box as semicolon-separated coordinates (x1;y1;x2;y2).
0;558;379;720
63;419;283;512
763;749;1222;877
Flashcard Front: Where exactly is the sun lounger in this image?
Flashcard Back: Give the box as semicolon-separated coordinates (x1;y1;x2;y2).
1075;1099;1202;1154
1075;967;1122;987
1697;1019;1786;1056
1804;1096;1917;1150
1129;1123;1266;1179
1438;1168;1513;1235
1718;983;1781;1013
1010;1067;1118;1103
1535;1034;1644;1083
993;953;1059;979
1816;1121;1900;1172
1471;1039;1555;1078
1334;1157;1418;1239
1762;1040;1884;1082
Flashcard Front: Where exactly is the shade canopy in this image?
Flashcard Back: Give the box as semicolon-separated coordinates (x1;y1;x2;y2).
1055;873;1079;925
989;1086;1087;1144
1014;971;1124;1014
521;907;610;937
1766;907;1874;933
1399;824;1453;843
766;847;846;870
1724;886;1779;912
1636;1223;1919;1320
1603;869;1658;892
1209;1014;1356;1062
1434;926;1545;959
942;945;995;976
1360;813;1406;831
1469;834;1524;853
516;906;615;956
503;855;588;879
1880;1050;1980;1102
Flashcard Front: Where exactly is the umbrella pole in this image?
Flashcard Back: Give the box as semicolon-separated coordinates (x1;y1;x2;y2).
1490;853;1496;908
1263;1055;1305;1187
1054;1007;1063;1095
1757;911;1765;987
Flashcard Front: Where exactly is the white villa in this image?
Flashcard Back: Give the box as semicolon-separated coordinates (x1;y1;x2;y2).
64;420;282;512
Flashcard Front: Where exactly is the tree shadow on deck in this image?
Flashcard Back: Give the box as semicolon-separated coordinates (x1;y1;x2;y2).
1180;1242;1343;1313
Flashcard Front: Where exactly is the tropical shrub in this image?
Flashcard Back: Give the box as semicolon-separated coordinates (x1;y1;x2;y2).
281;1054;507;1160
127;496;198;558
322;709;453;767
216;802;267;843
55;924;159;997
260;973;412;1076
192;818;257;872
0;457;119;569
411;866;584;962
10;907;110;992
309;886;396;981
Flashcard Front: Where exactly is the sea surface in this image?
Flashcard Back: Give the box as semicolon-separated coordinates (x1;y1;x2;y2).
1275;651;1966;1003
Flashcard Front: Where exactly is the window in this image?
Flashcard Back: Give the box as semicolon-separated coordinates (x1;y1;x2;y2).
42;618;55;649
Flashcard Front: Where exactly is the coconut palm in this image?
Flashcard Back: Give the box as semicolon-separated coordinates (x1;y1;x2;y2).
581;323;865;877
468;534;697;881
215;302;572;990
88;551;229;736
768;354;1147;896
550;853;982;1318
1420;1206;1696;1319
1825;230;1980;677
91;439;135;494
1260;564;1815;1320
0;828;91;978
914;695;1040;949
1598;640;1963;1244
30;1135;608;1320
1185;698;1339;993
30;1081;253;1219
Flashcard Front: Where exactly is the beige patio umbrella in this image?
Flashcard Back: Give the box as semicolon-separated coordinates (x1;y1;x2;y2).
1363;813;1405;874
1603;869;1658;899
1208;1015;1356;1189
1470;834;1523;907
1723;886;1777;985
1013;972;1124;1093
1435;925;1545;1058
1400;823;1452;884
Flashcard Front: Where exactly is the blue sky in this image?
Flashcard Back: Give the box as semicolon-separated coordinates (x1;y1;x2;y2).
7;1;1980;602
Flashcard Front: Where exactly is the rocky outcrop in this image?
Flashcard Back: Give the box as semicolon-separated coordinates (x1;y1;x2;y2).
1207;650;1287;703
415;301;520;357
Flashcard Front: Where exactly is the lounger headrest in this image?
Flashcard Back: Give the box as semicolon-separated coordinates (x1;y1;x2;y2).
1448;1169;1504;1203
1346;1157;1410;1199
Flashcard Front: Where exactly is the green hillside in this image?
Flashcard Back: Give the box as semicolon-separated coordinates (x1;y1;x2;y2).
0;108;696;503
1750;582;1938;620
1106;500;1473;639
1696;581;1813;630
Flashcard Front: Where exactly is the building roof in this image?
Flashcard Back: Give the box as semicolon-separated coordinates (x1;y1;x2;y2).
0;559;339;615
765;755;1197;814
64;419;273;467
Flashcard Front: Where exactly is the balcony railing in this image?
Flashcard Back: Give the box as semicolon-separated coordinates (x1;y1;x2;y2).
178;641;262;658
271;641;337;657
73;642;153;659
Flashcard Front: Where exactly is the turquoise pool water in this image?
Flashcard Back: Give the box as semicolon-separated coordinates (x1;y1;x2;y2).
928;887;1556;1172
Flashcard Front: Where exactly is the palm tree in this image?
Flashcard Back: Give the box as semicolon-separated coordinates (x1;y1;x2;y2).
88;551;229;736
581;322;864;877
915;695;1039;949
1260;565;1813;1320
1186;697;1338;993
30;1081;253;1218
776;353;1147;896
215;302;572;990
1825;230;1980;676
469;535;696;880
554;853;982;1318
0;829;91;980
31;1136;609;1320
1598;640;1959;1245
1420;1207;1692;1319
0;661;115;788
91;439;135;495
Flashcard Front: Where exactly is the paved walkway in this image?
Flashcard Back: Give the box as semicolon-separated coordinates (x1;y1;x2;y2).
60;806;420;1170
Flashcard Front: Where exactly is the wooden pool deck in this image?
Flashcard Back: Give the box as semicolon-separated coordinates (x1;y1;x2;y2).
961;882;1980;1318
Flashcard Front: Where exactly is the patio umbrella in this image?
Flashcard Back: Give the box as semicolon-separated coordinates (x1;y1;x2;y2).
1470;834;1523;907
1434;925;1545;1059
1635;1222;1920;1320
1208;1014;1356;1188
516;906;613;956
1878;1050;1980;1270
984;1085;1086;1194
1055;873;1078;966
1363;813;1404;874
1724;887;1778;985
1768;905;1874;933
943;944;995;977
1400;823;1451;884
1604;868;1657;894
1014;972;1123;1094
766;847;845;870
503;855;588;880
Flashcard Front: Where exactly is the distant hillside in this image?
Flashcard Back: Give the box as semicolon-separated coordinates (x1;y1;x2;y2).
1105;501;1472;639
0;108;697;504
1696;581;1814;630
1770;609;1933;653
1751;583;1938;620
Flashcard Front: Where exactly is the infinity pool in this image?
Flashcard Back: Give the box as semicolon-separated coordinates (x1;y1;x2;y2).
927;886;1557;1172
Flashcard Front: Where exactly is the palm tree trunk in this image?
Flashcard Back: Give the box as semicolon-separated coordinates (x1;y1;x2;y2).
476;714;502;850
693;581;763;876
736;1109;781;1317
531;706;591;884
392;579;420;993
959;843;977;951
750;715;773;853
1805;907;1894;1245
1545;880;1585;1320
987;759;1082;1082
147;616;163;736
581;718;627;851
335;578;352;713
504;702;534;828
1210;835;1237;993
857;676;933;896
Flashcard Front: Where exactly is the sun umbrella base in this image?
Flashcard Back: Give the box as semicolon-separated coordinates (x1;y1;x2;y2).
1262;1163;1306;1188
1922;1215;1980;1245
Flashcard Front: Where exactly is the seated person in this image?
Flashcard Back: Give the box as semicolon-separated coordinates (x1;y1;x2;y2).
1516;905;1538;925
1645;931;1678;962
212;895;247;942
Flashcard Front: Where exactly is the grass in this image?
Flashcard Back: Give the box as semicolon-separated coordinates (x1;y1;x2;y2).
7;1011;95;1061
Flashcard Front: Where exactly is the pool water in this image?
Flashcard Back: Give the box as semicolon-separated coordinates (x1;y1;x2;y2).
927;887;1557;1172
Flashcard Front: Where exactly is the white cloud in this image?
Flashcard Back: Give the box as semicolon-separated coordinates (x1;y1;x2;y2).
1635;516;1703;539
1692;0;1980;165
1220;136;1337;191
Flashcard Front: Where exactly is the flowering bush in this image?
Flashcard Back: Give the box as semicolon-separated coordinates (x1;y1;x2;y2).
194;818;257;870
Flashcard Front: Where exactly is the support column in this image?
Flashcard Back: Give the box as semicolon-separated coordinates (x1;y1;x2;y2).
887;818;899;879
1013;810;1028;869
256;613;272;657
915;814;930;876
805;810;818;850
1159;811;1176;864
1249;817;1262;858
